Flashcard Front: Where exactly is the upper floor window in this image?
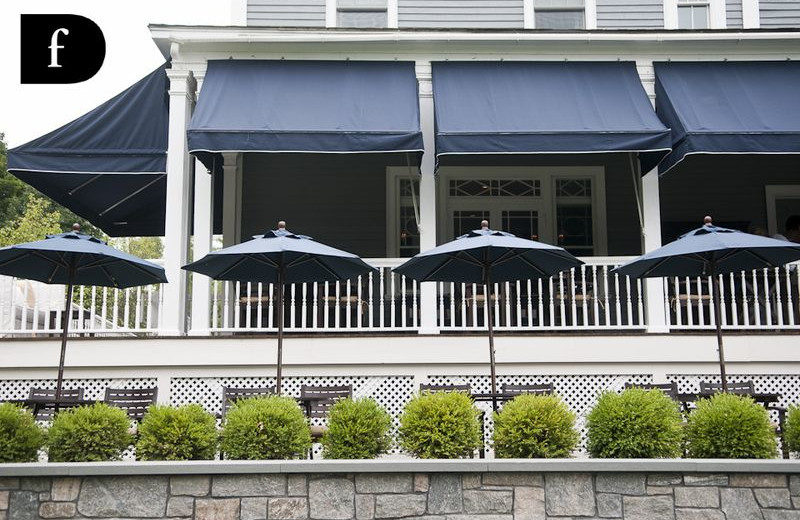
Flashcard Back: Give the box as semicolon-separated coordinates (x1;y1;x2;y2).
677;0;709;28
337;0;388;28
534;0;585;29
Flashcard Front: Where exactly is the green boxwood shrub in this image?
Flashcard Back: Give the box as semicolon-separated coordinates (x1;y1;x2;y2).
785;405;800;456
493;394;579;458
321;398;393;459
47;403;133;462
686;392;776;459
136;404;218;461
398;391;482;459
220;396;311;460
0;403;46;463
586;388;684;458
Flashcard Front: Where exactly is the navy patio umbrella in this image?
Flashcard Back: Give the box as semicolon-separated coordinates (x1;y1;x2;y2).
0;224;167;403
612;217;800;391
394;220;583;407
183;221;375;394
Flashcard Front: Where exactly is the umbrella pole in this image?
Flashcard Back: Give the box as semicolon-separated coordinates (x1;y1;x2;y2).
484;265;498;412
55;268;76;411
711;272;728;392
276;268;285;395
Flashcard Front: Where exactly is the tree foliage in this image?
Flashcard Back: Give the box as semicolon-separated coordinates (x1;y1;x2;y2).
0;193;62;247
0;133;33;231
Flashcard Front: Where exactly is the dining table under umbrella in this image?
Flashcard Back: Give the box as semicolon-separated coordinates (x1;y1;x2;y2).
183;221;375;394
612;217;800;392
393;220;583;409
0;224;167;405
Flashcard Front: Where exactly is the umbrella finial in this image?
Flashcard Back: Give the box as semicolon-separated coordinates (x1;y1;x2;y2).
278;221;286;230
72;223;81;232
481;220;489;230
704;216;713;226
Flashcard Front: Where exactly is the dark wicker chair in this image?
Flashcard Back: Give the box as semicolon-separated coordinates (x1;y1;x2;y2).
501;383;554;396
104;387;158;421
27;387;84;421
699;380;755;395
419;383;471;393
221;386;275;418
624;382;679;399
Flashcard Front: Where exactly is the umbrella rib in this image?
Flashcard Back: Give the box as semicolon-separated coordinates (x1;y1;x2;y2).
0;251;35;269
215;255;256;279
311;257;346;281
514;254;550;278
98;264;121;288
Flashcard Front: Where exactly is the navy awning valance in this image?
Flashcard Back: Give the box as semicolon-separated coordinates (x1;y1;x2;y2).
188;60;424;169
8;63;170;237
432;61;671;168
655;61;800;174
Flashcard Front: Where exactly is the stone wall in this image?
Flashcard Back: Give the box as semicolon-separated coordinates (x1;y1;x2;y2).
1;467;800;520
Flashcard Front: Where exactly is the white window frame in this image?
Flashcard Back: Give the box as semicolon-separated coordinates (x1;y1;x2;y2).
327;0;395;28
665;0;726;28
766;185;800;236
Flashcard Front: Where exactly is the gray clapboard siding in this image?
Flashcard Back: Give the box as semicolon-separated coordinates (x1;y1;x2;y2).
248;0;326;27
596;0;664;28
726;0;743;28
399;0;524;29
760;0;800;27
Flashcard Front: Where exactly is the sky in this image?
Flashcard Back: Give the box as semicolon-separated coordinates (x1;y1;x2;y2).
0;0;231;148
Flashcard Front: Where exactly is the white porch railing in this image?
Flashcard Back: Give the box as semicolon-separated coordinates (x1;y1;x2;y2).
0;275;164;337
3;258;800;336
664;263;800;330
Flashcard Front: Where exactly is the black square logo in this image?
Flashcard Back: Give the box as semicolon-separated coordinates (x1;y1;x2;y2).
20;14;106;84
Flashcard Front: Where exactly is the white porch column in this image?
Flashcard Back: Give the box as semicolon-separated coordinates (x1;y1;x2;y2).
161;60;195;336
222;152;243;247
642;169;668;333
190;157;214;336
416;61;439;334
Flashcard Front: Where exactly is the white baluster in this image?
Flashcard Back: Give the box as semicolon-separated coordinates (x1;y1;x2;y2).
762;268;772;326
257;283;263;329
729;273;738;327
635;277;644;327
311;282;318;329
559;272;567;327
379;270;385;329
624;275;633;327
603;266;612;326
290;283;297;329
268;283;275;329
786;264;795;326
412;279;418;328
614;273;622;327
146;285;153;330
774;267;783;327
222;282;230;329
112;286;120;330
740;271;749;327
234;281;241;329
449;281;456;329
548;277;555;328
302;282;308;329
751;270;761;327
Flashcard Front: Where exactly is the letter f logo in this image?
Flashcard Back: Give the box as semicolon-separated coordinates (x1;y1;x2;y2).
21;14;105;84
48;28;69;68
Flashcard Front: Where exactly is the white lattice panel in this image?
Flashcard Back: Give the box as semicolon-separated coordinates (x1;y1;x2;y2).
427;374;652;455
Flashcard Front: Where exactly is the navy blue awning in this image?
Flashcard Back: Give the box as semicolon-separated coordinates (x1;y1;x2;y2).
8;63;170;237
655;61;800;174
432;61;671;168
188;60;424;170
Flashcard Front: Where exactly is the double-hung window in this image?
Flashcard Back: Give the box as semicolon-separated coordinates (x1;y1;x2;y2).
337;0;388;28
534;0;586;29
677;0;710;28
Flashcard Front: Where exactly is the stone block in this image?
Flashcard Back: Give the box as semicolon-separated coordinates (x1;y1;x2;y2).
763;512;800;520
445;515;512;520
596;493;621;518
170;476;210;497
309;478;354;520
675;509;725;520
289;476;308;497
461;474;479;490
50;479;80;502
647;487;674;495
213;475;287;497
648;474;683;486
375;494;427;519
544;473;595;517
514;487;544;520
622;495;674;520
674;487;719;508
415;475;430;493
793;496;800;509
427;475;462;514
463;490;513;514
77;476;168;518
483;473;543;487
270;497;309;520
19;479;48;493
38;494;49;503
684;474;728;487
755;488;792;509
167;496;194;517
596;474;646;496
790;475;800;496
241;497;268;520
0;492;8;510
720;488;762;520
729;474;787;488
195;498;240;520
356;475;413;494
38;502;76;519
0;481;19;491
8;491;38;520
356;495;375;520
